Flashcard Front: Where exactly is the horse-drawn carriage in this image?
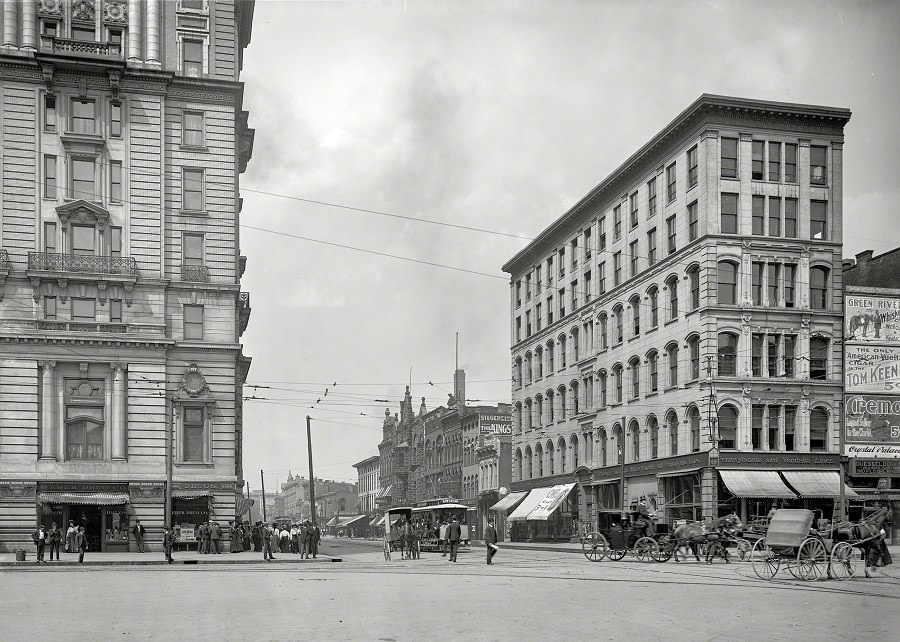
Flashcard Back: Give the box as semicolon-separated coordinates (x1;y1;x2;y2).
581;512;669;562
382;506;413;561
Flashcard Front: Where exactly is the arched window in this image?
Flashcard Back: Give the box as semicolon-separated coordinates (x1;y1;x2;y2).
558;385;567;419
571;435;579;469
667;410;679;455
688;264;700;310
717;332;738;376
514;403;522;434
547;440;555;476
666;276;679;320
648;416;659;459
598;370;608;407
515;357;523;387
688;405;701;452
558;438;567;474
629;357;641;399
612;423;623;463
524;399;533;431
535;443;544;477
599;313;608;350
666;342;679;387
718;405;738;449
629;419;640;462
535;395;543;428
599;428;608;467
688;335;701;380
648;286;659;328
648;350;659;393
536;346;544;379
810;267;829;310
559;334;568;368
810;407;829;452
571;381;580;415
525;445;533;479
547;340;555;373
630;295;641;336
717;261;738;305
572;328;580;361
613;364;623;403
613;304;624;344
547;389;555;423
525;352;533;383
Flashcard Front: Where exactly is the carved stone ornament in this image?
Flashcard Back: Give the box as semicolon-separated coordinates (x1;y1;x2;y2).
129;482;165;504
104;0;128;24
802;386;810;398
801;315;811;328
741;312;752;324
178;363;210;398
72;0;96;23
38;0;63;17
0;481;38;502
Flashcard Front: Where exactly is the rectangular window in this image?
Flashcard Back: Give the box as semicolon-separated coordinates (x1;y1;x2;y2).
598;262;606;295
751;140;764;180
183;39;204;77
515;280;521;307
547;295;553;325
109;161;122;202
71;225;95;256
647;178;657;217
687;201;698;241
768;141;781;181
768;406;781;451
583;229;592;260
584;271;592;303
108;29;123;48
44;222;57;253
613;253;621;287
71;99;95;135
183;407;206;462
752;405;764;450
71;26;95;42
570;238;578;269
110;226;122;259
183;111;204;146
558;248;565;278
767;263;779;306
613;205;622;240
721;138;738;178
525;310;532;337
630;192;639;228
183;168;203;211
784;264;796;308
752;334;763;377
535;264;542;292
71;157;95;200
110;299;122;323
44;95;57;132
558;288;565;318
767;335;778;377
44;296;57;320
515;317;521;342
184;305;204;340
44;155;56;198
721;193;738;234
810;145;827;185
768;197;781;237
546;256;553;285
42;20;57;37
810;200;827;240
647;229;657;266
110;102;122;137
535;303;542;332
687;145;698;188
784;143;798;182
72;298;96;321
752;196;765;235
570;280;577;311
666;215;676;255
525;273;532;301
666;162;676;202
810;338;828;381
629;241;639;277
751;262;763;306
785;406;797;451
783;335;795;377
598;217;606;251
784;198;798;237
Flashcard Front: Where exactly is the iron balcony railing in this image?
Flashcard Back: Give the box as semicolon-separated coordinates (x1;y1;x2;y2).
182;264;209;282
28;252;137;276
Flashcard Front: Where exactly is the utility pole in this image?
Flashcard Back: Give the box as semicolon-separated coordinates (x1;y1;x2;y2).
620;415;626;521
165;393;173;529
260;469;267;523
307;415;317;526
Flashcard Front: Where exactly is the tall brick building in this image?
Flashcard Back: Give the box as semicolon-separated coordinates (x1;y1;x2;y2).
0;0;254;552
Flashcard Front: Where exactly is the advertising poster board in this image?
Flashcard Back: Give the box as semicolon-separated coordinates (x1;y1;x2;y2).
846;294;900;344
845;345;900;393
479;414;512;436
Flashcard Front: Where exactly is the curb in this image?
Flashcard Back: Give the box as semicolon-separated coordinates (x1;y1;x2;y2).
0;556;341;568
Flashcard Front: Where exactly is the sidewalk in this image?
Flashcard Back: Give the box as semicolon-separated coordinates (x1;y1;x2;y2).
0;549;341;567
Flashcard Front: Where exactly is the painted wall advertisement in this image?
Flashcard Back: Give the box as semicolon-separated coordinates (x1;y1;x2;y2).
480;414;512;436
846;295;900;344
844;394;900;459
845;345;900;393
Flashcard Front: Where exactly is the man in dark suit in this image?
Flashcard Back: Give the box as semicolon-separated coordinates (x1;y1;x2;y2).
131;519;146;552
209;521;222;553
484;518;499;565
163;525;176;563
199;521;210;554
75;526;87;563
300;521;310;559
47;522;62;561
311;523;321;558
446;516;462;562
31;524;47;562
263;522;276;561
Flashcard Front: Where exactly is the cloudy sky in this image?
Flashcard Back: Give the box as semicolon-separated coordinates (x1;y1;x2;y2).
237;0;900;492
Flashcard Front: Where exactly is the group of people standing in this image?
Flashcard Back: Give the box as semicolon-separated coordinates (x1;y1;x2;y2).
31;521;87;563
256;521;321;561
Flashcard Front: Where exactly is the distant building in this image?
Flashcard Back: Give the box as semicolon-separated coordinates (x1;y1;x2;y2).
353;455;380;515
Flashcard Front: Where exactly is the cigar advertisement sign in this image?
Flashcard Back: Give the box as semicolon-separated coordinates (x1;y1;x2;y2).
845;345;900;393
845;295;900;344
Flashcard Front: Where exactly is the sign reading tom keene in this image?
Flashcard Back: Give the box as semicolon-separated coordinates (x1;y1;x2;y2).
479;415;512;435
845;345;900;393
846;295;900;344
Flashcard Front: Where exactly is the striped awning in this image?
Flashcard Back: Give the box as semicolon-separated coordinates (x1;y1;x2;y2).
38;492;129;505
173;490;213;500
376;485;393;499
489;491;528;513
325;516;340;527
782;471;859;499
718;470;796;499
337;515;367;527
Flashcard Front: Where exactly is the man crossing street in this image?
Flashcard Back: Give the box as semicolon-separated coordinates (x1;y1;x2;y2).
446;516;462;562
484;519;499;565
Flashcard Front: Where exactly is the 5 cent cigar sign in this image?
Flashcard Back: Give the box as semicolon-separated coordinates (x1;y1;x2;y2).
845;345;900;392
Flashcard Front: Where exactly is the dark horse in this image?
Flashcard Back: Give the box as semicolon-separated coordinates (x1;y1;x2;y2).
672;514;743;564
841;506;892;577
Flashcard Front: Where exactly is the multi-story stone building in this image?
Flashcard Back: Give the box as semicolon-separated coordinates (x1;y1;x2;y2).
353;454;379;515
274;472;309;521
0;0;255;552
502;95;852;540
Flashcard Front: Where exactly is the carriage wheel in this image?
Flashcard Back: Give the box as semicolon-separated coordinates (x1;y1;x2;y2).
633;537;659;563
797;538;828;581
653;535;673;562
607;548;627;561
734;538;752;561
751;538;780;581
581;532;607;562
383;540;391;561
829;541;858;581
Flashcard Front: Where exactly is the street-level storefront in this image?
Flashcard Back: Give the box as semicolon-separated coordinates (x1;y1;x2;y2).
847;458;900;545
507;482;580;542
488;490;527;542
38;482;132;553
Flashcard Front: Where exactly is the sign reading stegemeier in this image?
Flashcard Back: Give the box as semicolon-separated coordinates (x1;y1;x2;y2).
479;414;512;435
845;345;900;392
846;295;900;344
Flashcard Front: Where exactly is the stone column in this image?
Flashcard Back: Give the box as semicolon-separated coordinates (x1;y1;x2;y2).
127;0;143;62
39;361;57;460
145;0;161;65
3;1;18;49
111;363;127;460
20;0;36;50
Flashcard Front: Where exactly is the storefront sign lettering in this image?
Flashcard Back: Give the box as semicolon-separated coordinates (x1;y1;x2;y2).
846;295;900;344
480;415;512;436
844;394;900;444
846;444;900;458
717;454;839;467
851;459;900;476
845;345;900;392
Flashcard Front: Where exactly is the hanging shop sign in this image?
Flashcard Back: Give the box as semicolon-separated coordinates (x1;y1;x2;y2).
850;459;900;477
845;345;900;393
845;295;900;344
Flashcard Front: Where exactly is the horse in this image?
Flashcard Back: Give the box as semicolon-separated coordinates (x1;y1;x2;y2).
854;506;891;578
672;515;743;564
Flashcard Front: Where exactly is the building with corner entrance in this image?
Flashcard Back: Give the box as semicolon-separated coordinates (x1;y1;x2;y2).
0;0;255;552
502;95;853;540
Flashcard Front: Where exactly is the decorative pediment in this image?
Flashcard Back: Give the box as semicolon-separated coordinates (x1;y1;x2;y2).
176;363;214;401
104;0;128;25
56;200;111;229
72;0;96;23
38;0;63;17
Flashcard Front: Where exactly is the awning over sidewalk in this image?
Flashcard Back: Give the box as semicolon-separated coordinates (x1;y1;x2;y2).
782;471;859;499
173;490;213;499
376;485;392;499
337;515;367;527
507;487;553;521
718;470;796;499
38;492;129;505
369;515;382;526
526;483;576;521
488;491;527;513
325;516;340;527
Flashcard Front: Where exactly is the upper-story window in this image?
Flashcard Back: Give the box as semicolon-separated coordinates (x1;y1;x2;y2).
183;111;205;146
721;138;738;178
71;98;96;135
629;240;639;277
784;143;798;183
70;225;93;255
717;261;738;305
810;146;827;185
110;101;122;138
647;178;657;217
44;95;57;132
768;142;781;181
630;192;639;228
630;295;641;337
598;218;607;251
687;145;698;188
614;205;622;240
751;141;765;180
70;157;95;200
71;25;96;42
183;168;204;211
666;162;676;202
182;39;205;77
184;305;204;340
648;286;659;328
184;233;204;266
688;265;700;310
666;276;679;320
810;201;828;240
688;201;698;241
717;333;738;376
721;193;738;234
180;0;207;10
613;304;624;344
666;215;676;255
810;266;830;310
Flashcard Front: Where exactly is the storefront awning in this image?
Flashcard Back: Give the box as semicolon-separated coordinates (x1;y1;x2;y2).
718;470;796;499
782;471;859;499
337;515;367;527
38;492;129;505
488;491;528;513
526;483;576;521
851;489;900;501
325;516;340;527
507;487;553;521
376;485;392;499
369;515;382;526
657;468;703;478
173;490;213;499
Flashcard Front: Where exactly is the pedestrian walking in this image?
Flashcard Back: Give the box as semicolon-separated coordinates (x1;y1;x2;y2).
263;523;276;561
290;523;299;554
229;521;241;553
311;523;320;558
446;516;462;562
484;519;499;565
209;521;222;554
199;521;210;554
251;521;262;552
47;522;62;561
163;525;176;564
65;520;77;553
131;519;147;552
300;521;310;558
75;526;87;563
439;519;448;557
31;524;47;562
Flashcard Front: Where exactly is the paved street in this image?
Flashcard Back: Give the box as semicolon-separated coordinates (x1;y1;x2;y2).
2;542;898;641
